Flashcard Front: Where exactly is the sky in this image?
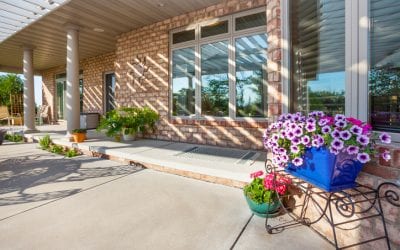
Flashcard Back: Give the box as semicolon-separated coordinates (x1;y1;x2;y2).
0;72;42;106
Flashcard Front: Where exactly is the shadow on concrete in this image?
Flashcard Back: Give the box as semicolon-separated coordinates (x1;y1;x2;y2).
0;154;142;206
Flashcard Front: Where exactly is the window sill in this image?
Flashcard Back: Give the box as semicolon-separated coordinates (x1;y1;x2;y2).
170;116;270;128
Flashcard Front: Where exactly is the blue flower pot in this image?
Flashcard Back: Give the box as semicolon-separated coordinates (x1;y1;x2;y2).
244;194;280;218
285;147;364;192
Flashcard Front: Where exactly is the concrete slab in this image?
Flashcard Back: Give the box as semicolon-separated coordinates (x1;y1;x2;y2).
0;143;334;249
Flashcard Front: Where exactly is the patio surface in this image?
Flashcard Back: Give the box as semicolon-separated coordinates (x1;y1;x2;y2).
11;122;269;186
0;142;333;249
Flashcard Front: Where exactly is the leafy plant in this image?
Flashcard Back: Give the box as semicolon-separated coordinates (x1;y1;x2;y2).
72;128;87;134
50;144;64;154
97;109;124;137
65;148;79;158
39;135;52;150
5;133;23;142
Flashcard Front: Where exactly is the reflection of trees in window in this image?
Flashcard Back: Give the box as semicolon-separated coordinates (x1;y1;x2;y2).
201;76;229;116
308;89;345;115
236;70;264;117
173;87;195;116
369;65;400;131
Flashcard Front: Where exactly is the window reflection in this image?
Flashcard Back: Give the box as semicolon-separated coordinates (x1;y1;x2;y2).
290;0;345;115
369;0;400;132
235;34;268;117
172;47;196;116
201;41;229;117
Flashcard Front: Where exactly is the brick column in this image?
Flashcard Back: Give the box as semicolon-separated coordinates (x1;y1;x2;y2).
266;0;282;119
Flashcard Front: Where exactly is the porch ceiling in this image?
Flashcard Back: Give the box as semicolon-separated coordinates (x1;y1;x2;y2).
0;0;220;73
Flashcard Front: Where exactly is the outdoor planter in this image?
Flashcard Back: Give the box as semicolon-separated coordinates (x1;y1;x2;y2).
244;194;280;218
71;129;87;143
285;147;363;192
122;132;135;141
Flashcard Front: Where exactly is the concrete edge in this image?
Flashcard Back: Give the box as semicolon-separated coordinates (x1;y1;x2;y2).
24;134;247;189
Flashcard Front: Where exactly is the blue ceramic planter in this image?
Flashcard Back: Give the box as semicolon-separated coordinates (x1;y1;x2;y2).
285;147;364;192
244;194;280;218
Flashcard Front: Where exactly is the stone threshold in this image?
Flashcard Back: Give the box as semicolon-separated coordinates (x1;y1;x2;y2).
24;134;249;189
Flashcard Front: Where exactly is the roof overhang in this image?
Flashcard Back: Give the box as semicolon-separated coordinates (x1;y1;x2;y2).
0;0;221;73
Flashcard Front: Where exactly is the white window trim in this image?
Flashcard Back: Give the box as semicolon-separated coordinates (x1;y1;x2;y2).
281;0;399;142
169;6;268;121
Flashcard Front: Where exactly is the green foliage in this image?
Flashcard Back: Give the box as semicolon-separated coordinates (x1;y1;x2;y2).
65;148;79;158
39;135;52;150
4;133;23;142
0;74;24;106
97;107;159;137
50;144;64;154
244;178;276;204
72;128;87;134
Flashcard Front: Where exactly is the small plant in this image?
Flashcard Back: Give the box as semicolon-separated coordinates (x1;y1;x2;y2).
50;144;64;154
72;128;87;134
39;135;52;150
244;171;291;204
5;133;23;142
65;148;79;158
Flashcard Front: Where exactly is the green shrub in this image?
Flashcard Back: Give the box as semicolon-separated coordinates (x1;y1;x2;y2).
5;133;23;142
72;128;87;134
65;148;79;158
39;135;52;149
50;144;64;154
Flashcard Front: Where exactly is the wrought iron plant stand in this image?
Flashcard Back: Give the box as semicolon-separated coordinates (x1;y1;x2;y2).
264;158;400;250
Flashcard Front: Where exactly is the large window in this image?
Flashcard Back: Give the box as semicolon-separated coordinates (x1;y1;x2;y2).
290;0;345;115
369;0;400;132
170;8;267;118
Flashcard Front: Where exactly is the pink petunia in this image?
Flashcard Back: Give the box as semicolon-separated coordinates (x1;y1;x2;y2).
346;117;363;126
250;170;264;179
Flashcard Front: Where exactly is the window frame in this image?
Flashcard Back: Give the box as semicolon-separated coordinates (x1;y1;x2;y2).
169;6;268;121
281;0;399;141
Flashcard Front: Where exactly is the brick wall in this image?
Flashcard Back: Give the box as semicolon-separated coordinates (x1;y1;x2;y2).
115;0;270;150
41;52;115;121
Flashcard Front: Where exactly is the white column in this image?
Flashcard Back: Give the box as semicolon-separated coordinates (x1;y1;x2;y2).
65;24;80;136
23;46;36;132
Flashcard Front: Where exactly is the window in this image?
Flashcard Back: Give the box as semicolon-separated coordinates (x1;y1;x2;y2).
172;47;196;116
170;8;267;119
290;0;345;115
369;0;400;132
235;34;268;117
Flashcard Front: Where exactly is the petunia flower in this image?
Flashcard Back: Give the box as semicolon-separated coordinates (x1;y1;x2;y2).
357;135;370;146
331;139;344;150
382;150;391;161
290;145;300;153
321;125;331;134
302;135;311;145
350;125;362;135
340;130;352;141
346;117;363;126
292;157;303;167
305;122;316;132
357;153;371;163
346;145;359;155
250;170;264;179
379;133;391;144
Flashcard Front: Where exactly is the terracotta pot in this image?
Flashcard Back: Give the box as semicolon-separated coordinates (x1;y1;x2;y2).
72;133;86;143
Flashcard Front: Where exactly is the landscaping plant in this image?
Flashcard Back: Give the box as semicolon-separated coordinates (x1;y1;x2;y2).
65;148;79;158
39;135;52;150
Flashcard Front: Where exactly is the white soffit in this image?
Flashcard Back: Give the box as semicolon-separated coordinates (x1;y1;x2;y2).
0;0;68;43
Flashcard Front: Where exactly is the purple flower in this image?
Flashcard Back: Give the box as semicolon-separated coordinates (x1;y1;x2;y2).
357;153;371;163
292;157;303;167
305;122;316;132
379;133;391;144
350;125;362;135
317;136;324;145
278;148;287;155
357;135;370;146
312;139;320;148
331;130;341;139
281;131;287;138
290;145;300;153
292;137;301;145
321;126;331;135
346;145;359;155
335;120;347;128
281;154;289;163
330;147;339;155
335;114;346;121
382;150;391;161
318;119;328;126
293;127;303;137
302;135;311;145
271;134;279;142
340;130;352;141
331;139;344;150
286;130;296;140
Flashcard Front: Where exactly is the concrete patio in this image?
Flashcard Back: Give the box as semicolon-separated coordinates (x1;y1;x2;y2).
0;142;332;249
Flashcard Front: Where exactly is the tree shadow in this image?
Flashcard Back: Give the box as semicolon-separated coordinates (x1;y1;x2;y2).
0;154;142;207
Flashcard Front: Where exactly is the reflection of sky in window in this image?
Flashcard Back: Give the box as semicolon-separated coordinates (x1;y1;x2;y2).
307;72;345;93
237;70;261;105
173;77;193;93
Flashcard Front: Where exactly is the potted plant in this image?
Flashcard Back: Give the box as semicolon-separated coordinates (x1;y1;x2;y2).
71;128;87;143
137;107;159;135
119;107;139;141
0;129;6;145
263;111;391;192
244;170;291;218
97;109;123;141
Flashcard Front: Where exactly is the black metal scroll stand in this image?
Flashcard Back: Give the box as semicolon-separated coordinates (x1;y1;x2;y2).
264;158;400;250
